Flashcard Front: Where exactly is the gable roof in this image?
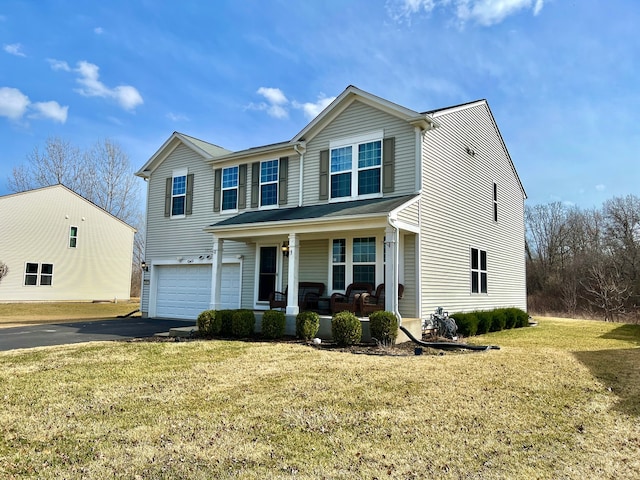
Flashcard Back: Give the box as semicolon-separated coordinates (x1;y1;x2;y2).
135;132;231;178
0;184;136;230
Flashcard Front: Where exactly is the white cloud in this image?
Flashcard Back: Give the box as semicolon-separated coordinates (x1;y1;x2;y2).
94;27;104;34
0;87;29;119
255;87;289;119
166;112;189;122
3;43;26;57
595;184;606;192
30;101;68;123
0;86;68;123
293;95;336;120
50;59;143;111
388;0;545;26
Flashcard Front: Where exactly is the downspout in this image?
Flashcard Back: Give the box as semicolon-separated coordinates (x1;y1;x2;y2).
294;142;306;207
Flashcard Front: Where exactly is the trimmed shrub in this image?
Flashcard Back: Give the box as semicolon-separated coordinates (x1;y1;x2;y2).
502;308;518;329
331;311;362;346
218;309;235;336
475;311;492;335
369;311;399;345
196;309;221;336
231;309;255;338
490;309;507;332
515;309;530;328
452;312;478;337
261;310;286;339
296;311;320;341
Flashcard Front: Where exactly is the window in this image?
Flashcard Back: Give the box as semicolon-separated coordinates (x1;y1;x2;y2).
352;237;376;284
332;239;346;291
24;263;54;286
330;131;383;200
331;237;378;291
260;160;279;207
493;182;498;222
69;226;78;248
471;248;487;294
172;173;187;216
222;166;239;211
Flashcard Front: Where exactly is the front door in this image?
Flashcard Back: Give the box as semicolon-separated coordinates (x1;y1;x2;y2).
258;246;278;302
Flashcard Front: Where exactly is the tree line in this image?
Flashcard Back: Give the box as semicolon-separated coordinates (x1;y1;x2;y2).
526;195;640;322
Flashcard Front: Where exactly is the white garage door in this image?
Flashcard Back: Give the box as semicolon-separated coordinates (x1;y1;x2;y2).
155;263;240;319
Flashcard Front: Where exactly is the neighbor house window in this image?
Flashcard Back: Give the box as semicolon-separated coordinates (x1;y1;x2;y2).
493;182;498;222
471;248;487;294
330;131;383;200
24;263;54;286
69;226;78;248
222;166;239;211
353;237;376;284
260;160;279;207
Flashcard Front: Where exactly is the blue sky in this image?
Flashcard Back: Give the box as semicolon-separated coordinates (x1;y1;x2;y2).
1;0;638;207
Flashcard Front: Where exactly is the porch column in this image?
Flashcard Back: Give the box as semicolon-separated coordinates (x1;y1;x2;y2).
209;235;223;310
286;233;300;315
384;226;399;314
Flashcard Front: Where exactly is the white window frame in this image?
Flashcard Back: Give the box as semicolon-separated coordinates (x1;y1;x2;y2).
493;182;498;222
24;262;54;286
470;247;487;294
259;159;279;209
222;165;239;212
329;130;384;202
329;236;384;293
171;168;188;218
69;226;78;248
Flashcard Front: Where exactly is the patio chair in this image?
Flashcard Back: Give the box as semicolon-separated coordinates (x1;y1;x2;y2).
360;283;405;316
268;282;325;310
330;282;374;315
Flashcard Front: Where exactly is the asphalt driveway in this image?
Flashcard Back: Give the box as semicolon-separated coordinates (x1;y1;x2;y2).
0;318;196;352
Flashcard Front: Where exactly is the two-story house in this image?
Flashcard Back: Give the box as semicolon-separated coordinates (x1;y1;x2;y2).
135;86;526;337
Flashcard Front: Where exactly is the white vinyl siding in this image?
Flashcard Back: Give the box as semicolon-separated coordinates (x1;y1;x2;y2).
420;102;526;313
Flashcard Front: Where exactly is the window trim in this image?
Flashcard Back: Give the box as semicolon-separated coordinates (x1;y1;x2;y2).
259;159;279;209
69;225;78;248
329;130;384;202
470;247;488;294
329;236;383;293
221;165;239;212
493;182;498;222
171;168;188;218
24;262;54;287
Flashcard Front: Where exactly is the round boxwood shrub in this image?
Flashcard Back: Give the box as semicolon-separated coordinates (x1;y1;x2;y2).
261;310;286;339
490;309;507;332
369;311;398;345
231;309;255;338
296;311;320;341
331;311;362;346
452;312;478;337
218;309;235;336
196;309;221;336
475;311;492;335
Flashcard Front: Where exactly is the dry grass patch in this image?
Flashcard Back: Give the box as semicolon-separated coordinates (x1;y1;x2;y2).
0;317;639;479
0;301;140;328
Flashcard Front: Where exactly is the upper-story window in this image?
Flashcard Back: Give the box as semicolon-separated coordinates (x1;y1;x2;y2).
222;166;239;211
329;131;383;201
24;262;54;286
493;182;498;222
69;226;78;248
260;159;279;207
172;173;187;216
165;169;193;218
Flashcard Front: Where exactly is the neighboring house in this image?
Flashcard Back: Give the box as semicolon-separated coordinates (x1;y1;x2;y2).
0;185;136;302
135;86;526;334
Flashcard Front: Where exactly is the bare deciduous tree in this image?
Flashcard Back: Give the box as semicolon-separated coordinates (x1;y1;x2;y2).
0;261;8;283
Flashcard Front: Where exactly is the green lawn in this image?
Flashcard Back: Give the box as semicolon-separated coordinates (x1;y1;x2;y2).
0;317;638;479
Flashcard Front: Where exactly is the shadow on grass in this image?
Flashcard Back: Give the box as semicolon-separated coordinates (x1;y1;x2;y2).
574;347;640;418
599;324;640;345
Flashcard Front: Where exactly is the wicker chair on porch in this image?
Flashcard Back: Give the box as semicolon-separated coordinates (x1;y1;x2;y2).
330;282;374;315
268;282;325;311
359;283;405;316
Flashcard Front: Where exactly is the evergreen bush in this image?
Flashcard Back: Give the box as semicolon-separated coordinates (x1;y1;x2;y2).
296;311;320;340
196;310;221;336
369;311;398;345
231;309;255;337
218;310;235;336
475;311;492;335
490;309;507;332
452;312;478;337
261;310;286;339
331;311;362;346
